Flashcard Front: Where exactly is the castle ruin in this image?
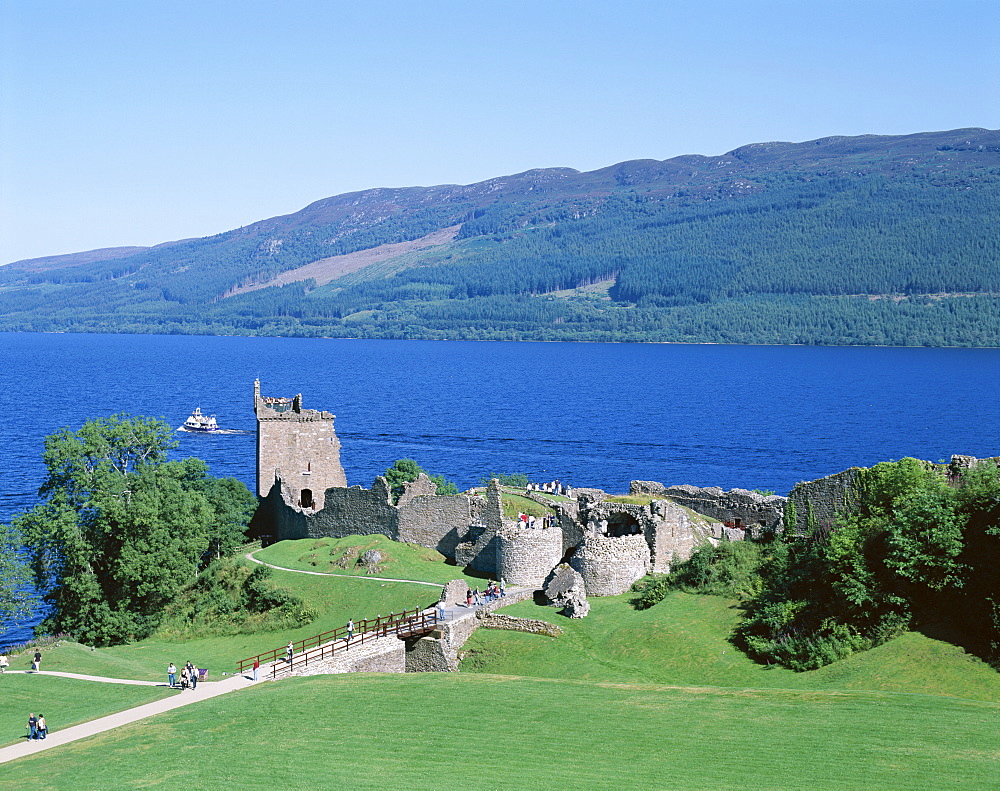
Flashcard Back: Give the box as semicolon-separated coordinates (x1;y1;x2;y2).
251;382;792;598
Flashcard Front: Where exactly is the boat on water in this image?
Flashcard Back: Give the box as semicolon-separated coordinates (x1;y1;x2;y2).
182;407;219;432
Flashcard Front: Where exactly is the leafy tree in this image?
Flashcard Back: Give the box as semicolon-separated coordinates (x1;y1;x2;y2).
382;459;459;504
0;520;35;635
15;415;256;645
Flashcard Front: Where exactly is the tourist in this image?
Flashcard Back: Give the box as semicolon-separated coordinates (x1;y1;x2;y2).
473;587;481;606
346;619;355;643
252;658;260;682
32;649;42;671
499;577;506;597
187;661;198;689
528;515;536;529
0;654;8;673
167;662;177;688
26;713;37;740
465;588;473;607
286;641;294;663
437;601;446;622
36;714;47;740
180;665;189;690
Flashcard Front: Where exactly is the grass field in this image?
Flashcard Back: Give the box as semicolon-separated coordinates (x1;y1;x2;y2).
1;673;997;789
4;537;1000;787
0;674;172;747
5;562;445;682
461;592;1000;702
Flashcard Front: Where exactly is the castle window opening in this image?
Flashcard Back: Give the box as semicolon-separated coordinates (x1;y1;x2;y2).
300;489;314;509
605;512;641;537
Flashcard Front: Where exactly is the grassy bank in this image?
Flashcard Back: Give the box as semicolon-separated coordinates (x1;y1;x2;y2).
2;673;997;789
461;592;1000;702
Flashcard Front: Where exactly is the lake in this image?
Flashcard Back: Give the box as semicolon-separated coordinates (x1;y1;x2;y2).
3;332;1000;645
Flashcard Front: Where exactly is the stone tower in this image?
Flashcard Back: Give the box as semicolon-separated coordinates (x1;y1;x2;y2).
254;380;347;510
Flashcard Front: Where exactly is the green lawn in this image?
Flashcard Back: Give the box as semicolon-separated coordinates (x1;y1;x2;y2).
0;673;173;747
11;566;443;682
460;591;1000;702
1;673;997;790
253;534;484;586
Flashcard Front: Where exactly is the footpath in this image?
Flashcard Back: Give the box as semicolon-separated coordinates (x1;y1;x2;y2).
0;573;526;765
0;672;258;765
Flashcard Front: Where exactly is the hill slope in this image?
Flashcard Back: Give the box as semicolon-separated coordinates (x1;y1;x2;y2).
4;127;1000;345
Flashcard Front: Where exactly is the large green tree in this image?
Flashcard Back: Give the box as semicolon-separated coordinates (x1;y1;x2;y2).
15;415;256;645
0;520;35;635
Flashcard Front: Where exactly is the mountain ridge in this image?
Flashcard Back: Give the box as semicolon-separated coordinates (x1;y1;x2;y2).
3;126;1000;346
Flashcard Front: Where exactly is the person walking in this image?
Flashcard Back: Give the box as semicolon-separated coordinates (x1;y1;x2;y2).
346;619;355;644
499;577;506;597
26;713;37;741
187;661;197;689
36;714;47;740
437;601;446;622
465;588;473;607
167;662;177;688
32;650;42;672
286;642;294;663
252;658;260;682
0;654;8;673
179;665;189;690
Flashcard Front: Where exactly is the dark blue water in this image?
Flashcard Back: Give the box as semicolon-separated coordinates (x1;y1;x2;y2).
3;332;1000;645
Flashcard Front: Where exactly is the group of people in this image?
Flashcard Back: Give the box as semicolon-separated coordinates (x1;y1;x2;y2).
516;512;557;529
25;713;47;740
464;578;506;607
526;480;571;497
167;661;201;690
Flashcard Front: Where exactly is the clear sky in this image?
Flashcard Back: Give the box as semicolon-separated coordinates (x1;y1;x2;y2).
1;0;997;264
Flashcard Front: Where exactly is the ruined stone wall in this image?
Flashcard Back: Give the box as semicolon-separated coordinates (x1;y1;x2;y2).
635;482;786;531
453;480;505;573
496;523;563;587
570;534;651;596
787;468;861;533
398;493;476;557
475;611;563;637
648;499;714;572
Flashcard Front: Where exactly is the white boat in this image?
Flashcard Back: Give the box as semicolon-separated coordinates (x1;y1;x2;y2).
182;407;219;432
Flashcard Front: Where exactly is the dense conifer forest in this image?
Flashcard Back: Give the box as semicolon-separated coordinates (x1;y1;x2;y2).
3;127;1000;345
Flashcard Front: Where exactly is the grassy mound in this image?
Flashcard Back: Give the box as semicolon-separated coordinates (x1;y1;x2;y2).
2;673;997;789
460;592;1000;702
254;535;486;586
0;674;172;747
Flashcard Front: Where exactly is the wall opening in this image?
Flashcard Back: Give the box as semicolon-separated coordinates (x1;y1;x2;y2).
300;488;314;509
605;512;641;537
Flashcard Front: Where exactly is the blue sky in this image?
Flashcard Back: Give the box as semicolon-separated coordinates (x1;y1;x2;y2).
2;0;998;264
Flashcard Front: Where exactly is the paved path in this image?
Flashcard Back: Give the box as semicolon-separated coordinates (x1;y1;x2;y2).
245;551;443;587
0;672;260;765
1;670;163;686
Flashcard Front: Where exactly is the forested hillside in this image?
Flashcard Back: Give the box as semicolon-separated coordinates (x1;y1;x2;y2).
3;127;1000;345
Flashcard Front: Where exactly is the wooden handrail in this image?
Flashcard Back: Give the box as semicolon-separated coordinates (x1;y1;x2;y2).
236;606;437;673
268;609;439;679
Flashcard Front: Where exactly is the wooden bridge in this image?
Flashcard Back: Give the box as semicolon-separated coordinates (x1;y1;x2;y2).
237;606;440;680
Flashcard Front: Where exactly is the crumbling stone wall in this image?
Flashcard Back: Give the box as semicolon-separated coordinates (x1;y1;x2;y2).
648;499;714;572
570;534;651;596
787;468;861;533
633;481;786;532
475;611;563;637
